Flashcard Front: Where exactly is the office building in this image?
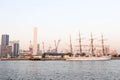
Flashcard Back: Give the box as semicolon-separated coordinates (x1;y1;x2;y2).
1;34;9;46
9;41;19;58
33;27;38;55
29;40;33;54
0;45;1;56
1;34;11;58
37;44;40;52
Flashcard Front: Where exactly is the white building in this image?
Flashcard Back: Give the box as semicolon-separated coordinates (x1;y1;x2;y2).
33;27;38;55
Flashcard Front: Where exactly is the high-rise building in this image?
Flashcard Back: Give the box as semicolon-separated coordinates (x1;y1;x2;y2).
13;42;19;57
29;40;33;54
37;44;40;52
1;34;11;58
33;27;38;55
0;45;1;56
9;41;19;58
37;43;41;55
1;34;9;46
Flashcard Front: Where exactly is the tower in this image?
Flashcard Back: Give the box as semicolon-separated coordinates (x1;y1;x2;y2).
9;40;19;58
1;34;10;58
1;34;9;46
29;40;33;54
33;27;38;55
13;41;19;57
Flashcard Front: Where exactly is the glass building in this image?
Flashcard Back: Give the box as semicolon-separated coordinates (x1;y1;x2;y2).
1;34;10;58
1;34;9;46
9;41;19;58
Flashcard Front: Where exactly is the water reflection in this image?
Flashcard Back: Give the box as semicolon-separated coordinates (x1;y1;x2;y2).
0;60;120;80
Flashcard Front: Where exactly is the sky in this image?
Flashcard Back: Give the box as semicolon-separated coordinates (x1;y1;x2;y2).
0;0;120;53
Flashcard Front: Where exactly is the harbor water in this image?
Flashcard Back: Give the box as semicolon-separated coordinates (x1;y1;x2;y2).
0;60;120;80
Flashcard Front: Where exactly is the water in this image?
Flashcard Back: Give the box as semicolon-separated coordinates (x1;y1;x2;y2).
0;60;120;80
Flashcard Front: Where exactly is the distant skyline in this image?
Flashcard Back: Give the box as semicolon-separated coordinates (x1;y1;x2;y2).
0;0;120;53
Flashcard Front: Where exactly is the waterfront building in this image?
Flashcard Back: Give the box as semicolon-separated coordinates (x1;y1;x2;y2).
1;34;11;58
13;42;19;57
0;45;1;55
37;44;40;52
37;43;42;55
1;34;9;46
29;40;33;54
33;27;38;55
6;46;12;58
9;41;19;58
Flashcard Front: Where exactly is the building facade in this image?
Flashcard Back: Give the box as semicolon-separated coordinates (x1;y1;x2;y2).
33;27;38;55
1;34;11;58
1;34;9;46
9;41;19;58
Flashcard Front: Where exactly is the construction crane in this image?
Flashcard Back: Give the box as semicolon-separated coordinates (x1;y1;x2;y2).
54;39;61;53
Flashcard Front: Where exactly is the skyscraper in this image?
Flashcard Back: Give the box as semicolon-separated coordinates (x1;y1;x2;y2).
1;34;9;46
1;34;11;58
13;42;19;57
33;27;38;55
9;41;19;58
29;40;33;54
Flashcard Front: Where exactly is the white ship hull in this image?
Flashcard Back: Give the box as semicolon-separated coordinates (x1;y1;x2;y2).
66;56;111;61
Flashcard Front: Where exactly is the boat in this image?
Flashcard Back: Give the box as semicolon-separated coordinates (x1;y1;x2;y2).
66;56;111;61
66;33;112;61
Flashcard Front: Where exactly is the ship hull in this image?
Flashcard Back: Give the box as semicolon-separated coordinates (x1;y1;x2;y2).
66;56;111;61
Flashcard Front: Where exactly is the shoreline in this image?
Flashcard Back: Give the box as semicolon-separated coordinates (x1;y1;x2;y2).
0;57;66;61
0;57;120;61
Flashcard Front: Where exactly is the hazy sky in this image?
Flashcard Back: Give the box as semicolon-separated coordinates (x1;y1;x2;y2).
0;0;120;53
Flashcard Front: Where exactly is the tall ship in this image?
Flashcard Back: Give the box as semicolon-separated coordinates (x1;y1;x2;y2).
66;33;111;61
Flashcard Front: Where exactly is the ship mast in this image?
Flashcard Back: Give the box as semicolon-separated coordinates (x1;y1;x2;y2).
70;35;73;54
101;34;105;56
79;32;82;54
54;39;61;53
90;33;94;56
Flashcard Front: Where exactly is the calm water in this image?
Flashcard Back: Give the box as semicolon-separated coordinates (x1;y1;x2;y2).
0;60;120;80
